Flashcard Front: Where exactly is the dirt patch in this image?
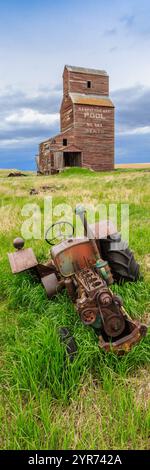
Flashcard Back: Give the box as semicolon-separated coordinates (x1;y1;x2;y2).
8;171;27;177
30;185;65;195
30;188;39;195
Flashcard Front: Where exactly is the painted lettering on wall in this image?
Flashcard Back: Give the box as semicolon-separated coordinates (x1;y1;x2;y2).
78;107;111;134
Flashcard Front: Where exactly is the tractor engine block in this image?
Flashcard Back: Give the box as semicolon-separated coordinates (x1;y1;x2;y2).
74;268;125;338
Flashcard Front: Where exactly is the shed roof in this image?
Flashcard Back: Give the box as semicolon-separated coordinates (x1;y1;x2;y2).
58;143;82;152
65;65;107;76
69;93;114;108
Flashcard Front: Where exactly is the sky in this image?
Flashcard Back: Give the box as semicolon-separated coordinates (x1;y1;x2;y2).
0;0;150;170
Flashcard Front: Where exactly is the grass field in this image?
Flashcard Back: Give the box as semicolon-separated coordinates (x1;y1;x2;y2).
0;167;150;450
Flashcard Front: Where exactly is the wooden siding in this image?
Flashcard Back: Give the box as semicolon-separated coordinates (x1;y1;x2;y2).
60;95;74;132
74;104;114;171
68;71;109;96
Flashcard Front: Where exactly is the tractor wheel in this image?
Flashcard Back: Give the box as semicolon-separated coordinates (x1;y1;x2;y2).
99;234;141;284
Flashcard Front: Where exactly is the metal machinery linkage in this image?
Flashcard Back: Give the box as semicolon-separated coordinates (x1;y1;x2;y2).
8;206;147;354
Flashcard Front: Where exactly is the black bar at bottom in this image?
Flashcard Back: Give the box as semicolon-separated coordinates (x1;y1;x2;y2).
0;450;149;466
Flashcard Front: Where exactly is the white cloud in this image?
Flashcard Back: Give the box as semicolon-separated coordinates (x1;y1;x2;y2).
6;109;59;127
0;136;40;148
117;126;150;136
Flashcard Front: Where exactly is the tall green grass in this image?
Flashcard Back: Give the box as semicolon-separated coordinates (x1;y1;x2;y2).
0;168;150;449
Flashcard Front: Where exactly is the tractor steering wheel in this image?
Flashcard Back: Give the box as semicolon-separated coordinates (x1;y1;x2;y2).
45;221;74;246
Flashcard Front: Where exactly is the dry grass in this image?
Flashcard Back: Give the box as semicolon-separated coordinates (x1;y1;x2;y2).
115;163;150;169
0;167;150;450
0;205;21;233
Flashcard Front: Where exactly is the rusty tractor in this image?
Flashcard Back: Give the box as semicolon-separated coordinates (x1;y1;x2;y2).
8;206;147;355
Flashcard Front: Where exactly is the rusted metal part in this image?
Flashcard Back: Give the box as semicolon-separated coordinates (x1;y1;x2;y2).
65;278;76;301
100;306;125;338
30;188;39;195
8;171;26;177
51;238;96;276
75;207;113;285
80;308;97;325
8;248;38;274
13;238;25;250
41;273;64;299
8;224;148;355
36;261;65;298
98;318;147;354
99;291;112;305
30;184;64;195
95;290;125;337
8;241;57;279
74;267;125;338
75;268;104;294
75;206;100;258
36;263;58;278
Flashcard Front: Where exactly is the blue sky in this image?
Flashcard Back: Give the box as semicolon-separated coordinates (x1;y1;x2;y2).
0;0;150;169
